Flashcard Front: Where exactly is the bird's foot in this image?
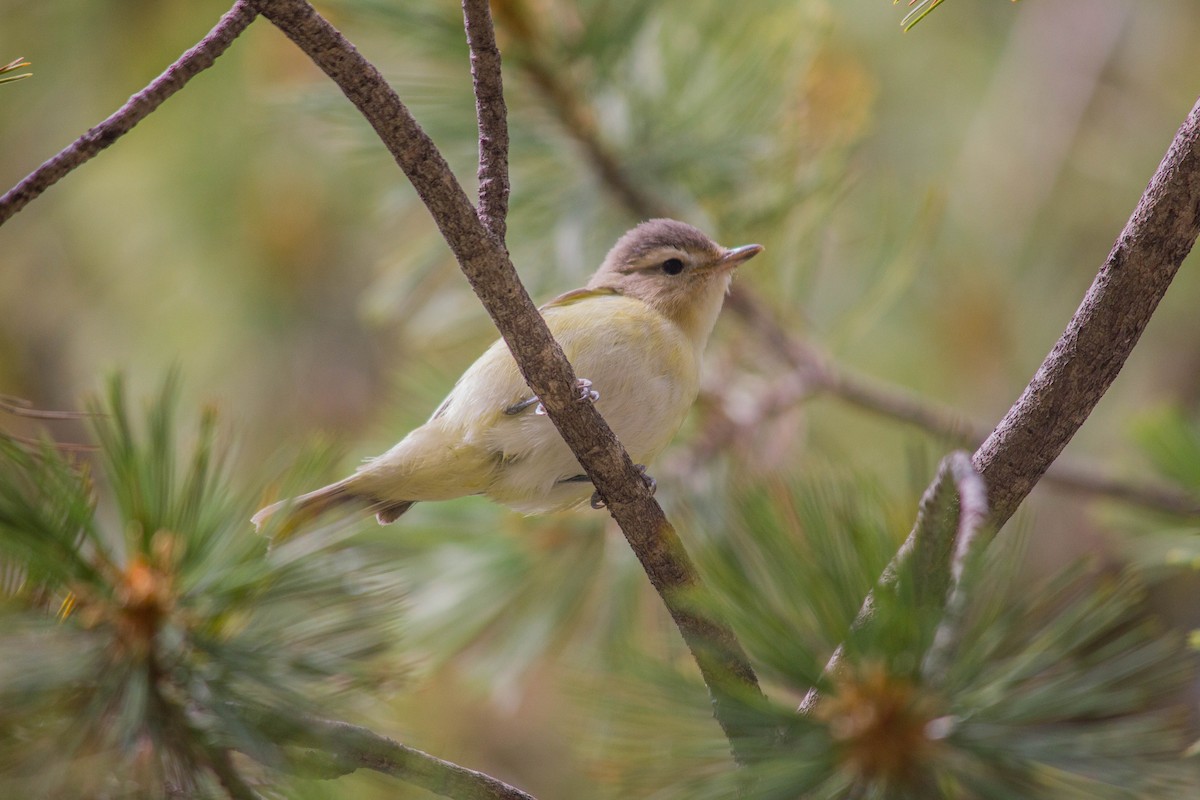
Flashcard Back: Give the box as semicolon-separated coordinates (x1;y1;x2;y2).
533;378;599;416
590;464;656;510
639;464;658;496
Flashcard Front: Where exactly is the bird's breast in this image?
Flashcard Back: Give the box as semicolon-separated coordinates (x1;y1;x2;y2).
549;296;700;461
436;294;702;513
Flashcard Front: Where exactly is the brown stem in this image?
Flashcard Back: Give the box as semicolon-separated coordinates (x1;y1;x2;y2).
975;96;1200;531
0;394;97;421
282;716;537;800
720;287;1200;517
462;0;510;244
0;1;257;227
493;0;671;220
249;0;762;761
798;450;987;714
803;95;1200;711
149;671;265;800
919;453;989;685
501;13;1200;522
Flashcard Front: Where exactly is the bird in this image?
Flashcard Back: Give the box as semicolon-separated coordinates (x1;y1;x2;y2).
252;218;762;532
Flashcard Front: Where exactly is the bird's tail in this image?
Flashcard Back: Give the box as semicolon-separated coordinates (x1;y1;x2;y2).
251;479;415;535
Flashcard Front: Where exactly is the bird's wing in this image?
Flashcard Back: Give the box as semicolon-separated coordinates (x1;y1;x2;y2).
472;288;621;417
540;286;621;310
434;290;634;425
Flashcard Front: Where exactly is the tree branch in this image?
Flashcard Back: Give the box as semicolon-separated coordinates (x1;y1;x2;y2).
802;95;1200;712
248;0;762;762
204;744;267;800
918;452;988;685
492;1;672;220
462;0;510;244
278;716;537;800
720;287;1200;517
798;450;987;714
497;10;1200;522
0;1;257;227
975;96;1200;531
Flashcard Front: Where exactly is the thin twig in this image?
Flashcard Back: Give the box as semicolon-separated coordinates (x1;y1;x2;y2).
798;450;987;714
0;395;102;453
920;453;988;684
492;1;672;220
204;744;266;800
249;0;763;762
1036;461;1200;516
0;394;97;421
279;716;537;800
151;677;265;800
0;431;98;453
0;2;257;228
803;95;1200;712
462;0;510;245
716;288;1200;516
496;14;1200;520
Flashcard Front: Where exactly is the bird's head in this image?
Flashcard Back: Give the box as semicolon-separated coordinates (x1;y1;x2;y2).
587;218;763;344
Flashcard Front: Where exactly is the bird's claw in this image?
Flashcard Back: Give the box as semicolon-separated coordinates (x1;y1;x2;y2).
590;464;656;510
638;464;657;496
534;378;599;416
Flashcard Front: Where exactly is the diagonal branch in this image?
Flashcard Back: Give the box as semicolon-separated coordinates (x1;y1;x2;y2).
462;0;510;244
803;95;1200;711
491;0;671;220
248;0;763;762
0;1;257;227
496;9;1200;521
720;288;1200;517
275;716;537;800
798;450;986;714
918;452;989;685
975;96;1200;531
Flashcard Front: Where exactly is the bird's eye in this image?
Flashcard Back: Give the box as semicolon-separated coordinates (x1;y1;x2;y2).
661;258;685;275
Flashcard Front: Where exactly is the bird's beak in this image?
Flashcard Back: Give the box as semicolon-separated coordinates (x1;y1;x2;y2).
716;243;764;271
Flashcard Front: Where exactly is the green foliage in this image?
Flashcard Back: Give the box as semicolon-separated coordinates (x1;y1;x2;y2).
0;56;31;86
331;0;843;329
1134;408;1200;500
3;1;1198;797
897;1;1022;32
578;475;1197;799
1116;409;1200;570
0;377;407;798
358;500;676;696
691;478;903;689
897;0;948;32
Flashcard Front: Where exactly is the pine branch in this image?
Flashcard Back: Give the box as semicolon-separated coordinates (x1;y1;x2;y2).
898;0;948;32
272;715;537;800
247;0;763;763
975;96;1200;532
493;1;672;220
719;288;1200;517
495;7;1200;522
202;743;266;800
0;56;32;86
0;394;95;421
798;450;986;714
804;95;1200;713
898;1;1022;33
462;0;510;244
0;1;256;227
918;452;988;685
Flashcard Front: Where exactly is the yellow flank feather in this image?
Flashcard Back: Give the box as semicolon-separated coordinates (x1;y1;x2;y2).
252;219;763;528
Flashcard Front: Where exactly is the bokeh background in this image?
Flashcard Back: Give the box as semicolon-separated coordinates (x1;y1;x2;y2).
2;0;1200;796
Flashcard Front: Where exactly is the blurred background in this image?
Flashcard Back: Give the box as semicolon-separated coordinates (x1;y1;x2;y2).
2;0;1200;796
